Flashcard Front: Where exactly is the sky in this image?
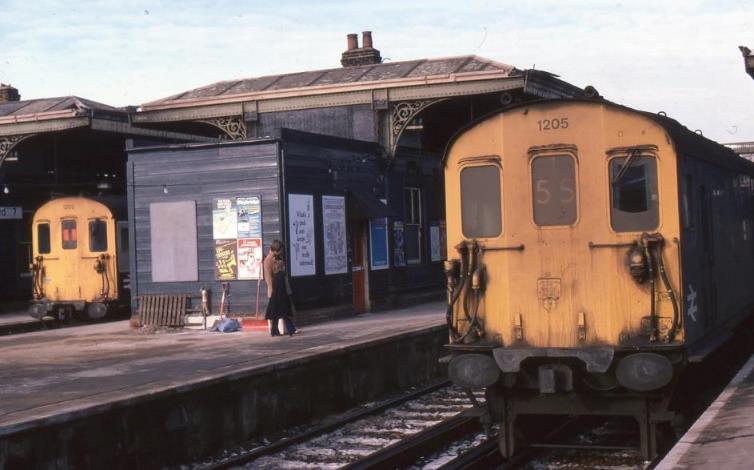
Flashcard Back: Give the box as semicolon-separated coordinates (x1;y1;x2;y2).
1;0;753;143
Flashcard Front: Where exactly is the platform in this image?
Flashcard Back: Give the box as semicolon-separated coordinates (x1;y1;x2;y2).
657;352;754;470
0;301;446;468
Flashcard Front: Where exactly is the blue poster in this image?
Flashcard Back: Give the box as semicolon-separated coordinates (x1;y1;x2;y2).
369;218;389;270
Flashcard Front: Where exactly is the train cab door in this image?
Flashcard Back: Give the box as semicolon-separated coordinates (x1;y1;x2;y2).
116;221;130;293
350;219;369;313
58;218;81;301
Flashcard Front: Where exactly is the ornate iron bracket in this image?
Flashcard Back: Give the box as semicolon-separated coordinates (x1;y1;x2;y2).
388;99;444;158
0;134;35;169
197;116;247;141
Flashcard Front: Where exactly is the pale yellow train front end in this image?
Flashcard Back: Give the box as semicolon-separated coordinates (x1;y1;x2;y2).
29;197;121;320
444;100;684;458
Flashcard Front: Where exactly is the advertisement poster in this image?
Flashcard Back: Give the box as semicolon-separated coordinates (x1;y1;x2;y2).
237;238;263;280
369;217;389;270
393;220;406;267
214;239;238;280
322;195;347;275
288;194;316;277
212;198;237;239
237;196;262;238
430;223;442;262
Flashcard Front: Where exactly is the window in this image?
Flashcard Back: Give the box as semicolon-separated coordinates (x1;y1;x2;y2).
37;223;51;254
61;220;77;250
404;187;422;263
117;221;130;273
461;165;502;237
89;220;108;252
531;156;577;226
609;156;659;232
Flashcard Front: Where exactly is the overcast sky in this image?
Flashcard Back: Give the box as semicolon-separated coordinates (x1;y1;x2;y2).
1;0;753;142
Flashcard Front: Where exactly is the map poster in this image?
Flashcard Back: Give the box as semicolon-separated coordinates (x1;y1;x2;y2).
322;195;347;275
288;194;316;277
369;217;389;270
237;196;262;239
237;238;263;280
214;239;238;280
393;220;406;267
430;223;442;262
212;198;237;239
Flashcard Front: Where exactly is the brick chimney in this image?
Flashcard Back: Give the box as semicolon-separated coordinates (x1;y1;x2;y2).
341;31;382;67
0;84;20;103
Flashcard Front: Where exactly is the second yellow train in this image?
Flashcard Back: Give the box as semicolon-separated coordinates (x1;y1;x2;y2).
29;196;129;320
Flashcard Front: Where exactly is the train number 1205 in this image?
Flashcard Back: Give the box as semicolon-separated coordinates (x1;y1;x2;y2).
538;118;569;131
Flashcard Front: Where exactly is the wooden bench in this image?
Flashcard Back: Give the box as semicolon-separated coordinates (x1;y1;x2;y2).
137;294;190;327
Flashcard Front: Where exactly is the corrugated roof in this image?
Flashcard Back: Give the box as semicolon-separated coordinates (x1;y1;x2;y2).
0;96;120;119
146;55;518;106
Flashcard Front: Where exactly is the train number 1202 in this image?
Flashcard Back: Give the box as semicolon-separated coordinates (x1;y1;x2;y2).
538;118;569;131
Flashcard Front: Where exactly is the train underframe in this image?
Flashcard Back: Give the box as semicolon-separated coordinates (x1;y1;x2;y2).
29;299;113;321
447;344;686;460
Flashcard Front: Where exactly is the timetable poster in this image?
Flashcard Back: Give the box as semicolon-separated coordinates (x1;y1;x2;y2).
288;194;316;277
237;238;263;280
214;239;238;280
212;198;237;240
237;196;262;239
322;195;347;275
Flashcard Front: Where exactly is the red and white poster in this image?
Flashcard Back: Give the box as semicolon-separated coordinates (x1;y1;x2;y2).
237;238;263;280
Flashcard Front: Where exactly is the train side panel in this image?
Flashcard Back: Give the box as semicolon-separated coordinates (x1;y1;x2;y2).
445;101;682;348
677;156;754;353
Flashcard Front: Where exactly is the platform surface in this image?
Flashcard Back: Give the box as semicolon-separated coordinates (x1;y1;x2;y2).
0;301;445;436
657;352;754;470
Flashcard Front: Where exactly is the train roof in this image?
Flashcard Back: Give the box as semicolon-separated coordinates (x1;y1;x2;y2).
444;98;754;175
37;195;127;221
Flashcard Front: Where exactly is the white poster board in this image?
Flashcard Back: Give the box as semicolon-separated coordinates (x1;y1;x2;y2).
288;194;316;277
322;195;347;274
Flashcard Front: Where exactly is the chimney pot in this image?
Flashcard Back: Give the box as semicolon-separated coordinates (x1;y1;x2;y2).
346;33;358;51
0;84;20;103
362;31;373;49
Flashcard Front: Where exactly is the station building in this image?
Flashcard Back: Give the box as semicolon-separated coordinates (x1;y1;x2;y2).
125;32;585;319
0;87;207;303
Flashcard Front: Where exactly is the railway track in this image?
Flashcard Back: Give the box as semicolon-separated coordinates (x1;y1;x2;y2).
193;381;485;469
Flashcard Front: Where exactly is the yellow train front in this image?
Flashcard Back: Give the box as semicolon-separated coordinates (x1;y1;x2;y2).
443;99;754;459
29;196;129;320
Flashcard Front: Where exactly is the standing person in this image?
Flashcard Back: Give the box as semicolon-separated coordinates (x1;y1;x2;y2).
263;240;283;336
263;240;300;336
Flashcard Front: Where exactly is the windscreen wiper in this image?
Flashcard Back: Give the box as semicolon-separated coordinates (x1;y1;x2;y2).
612;149;640;187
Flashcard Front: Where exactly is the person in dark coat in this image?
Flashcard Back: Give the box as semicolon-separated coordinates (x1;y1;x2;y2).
265;255;299;336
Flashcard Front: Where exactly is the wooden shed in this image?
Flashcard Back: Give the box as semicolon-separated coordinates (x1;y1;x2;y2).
126;128;439;318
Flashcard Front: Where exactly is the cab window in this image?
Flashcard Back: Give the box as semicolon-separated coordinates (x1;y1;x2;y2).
37;223;51;254
89;220;108;252
531;155;577;226
610;156;659;231
461;165;502;238
62;220;77;250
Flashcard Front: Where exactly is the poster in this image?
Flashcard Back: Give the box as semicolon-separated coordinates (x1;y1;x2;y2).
430;223;442;262
212;198;237;239
214;239;238;280
237;196;262;238
369;217;389;270
237;238;263;280
322;195;347;275
393;220;406;267
288;194;316;277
